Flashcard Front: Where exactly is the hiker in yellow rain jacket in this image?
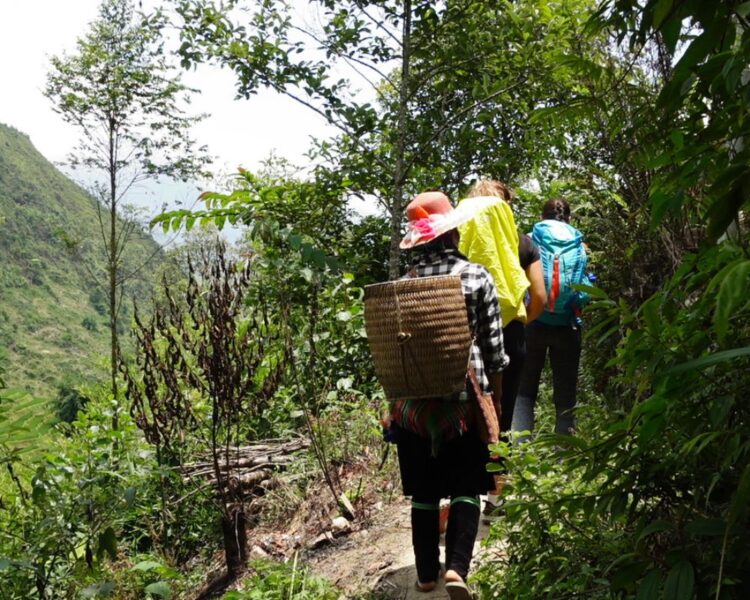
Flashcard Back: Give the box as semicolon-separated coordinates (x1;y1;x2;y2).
458;179;546;519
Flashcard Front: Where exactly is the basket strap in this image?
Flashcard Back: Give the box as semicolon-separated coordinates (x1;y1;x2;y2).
393;279;428;395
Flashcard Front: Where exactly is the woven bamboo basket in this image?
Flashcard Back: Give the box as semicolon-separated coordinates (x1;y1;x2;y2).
364;275;472;401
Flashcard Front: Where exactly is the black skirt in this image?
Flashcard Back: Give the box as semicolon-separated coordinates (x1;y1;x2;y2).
394;424;494;499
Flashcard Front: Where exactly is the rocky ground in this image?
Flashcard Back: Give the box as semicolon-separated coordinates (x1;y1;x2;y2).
227;457;506;599
304;499;501;599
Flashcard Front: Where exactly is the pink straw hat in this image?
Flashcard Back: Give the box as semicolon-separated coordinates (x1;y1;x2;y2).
400;191;478;249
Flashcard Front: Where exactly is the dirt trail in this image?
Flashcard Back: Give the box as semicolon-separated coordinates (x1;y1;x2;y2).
305;500;501;599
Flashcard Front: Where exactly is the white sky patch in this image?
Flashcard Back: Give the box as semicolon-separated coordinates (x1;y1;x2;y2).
0;0;389;248
0;2;335;194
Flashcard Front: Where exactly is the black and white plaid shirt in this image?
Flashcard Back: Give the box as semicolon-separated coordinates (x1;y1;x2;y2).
409;248;509;395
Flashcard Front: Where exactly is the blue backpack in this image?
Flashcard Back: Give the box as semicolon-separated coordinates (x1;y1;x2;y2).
531;220;588;326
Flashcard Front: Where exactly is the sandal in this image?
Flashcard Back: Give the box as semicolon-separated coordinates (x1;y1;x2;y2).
414;580;437;592
415;567;444;593
445;580;474;600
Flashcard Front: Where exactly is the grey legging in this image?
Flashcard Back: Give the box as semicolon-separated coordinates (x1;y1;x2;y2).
512;320;581;438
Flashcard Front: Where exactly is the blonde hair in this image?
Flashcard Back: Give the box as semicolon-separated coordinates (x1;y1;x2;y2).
467;179;512;202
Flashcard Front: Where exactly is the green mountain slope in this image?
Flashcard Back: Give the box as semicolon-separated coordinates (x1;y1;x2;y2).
0;123;162;397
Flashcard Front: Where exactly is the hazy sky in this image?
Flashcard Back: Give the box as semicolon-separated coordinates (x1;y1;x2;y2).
0;0;385;242
0;0;337;181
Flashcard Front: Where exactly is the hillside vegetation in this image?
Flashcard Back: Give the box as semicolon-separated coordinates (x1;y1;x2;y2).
0;123;161;397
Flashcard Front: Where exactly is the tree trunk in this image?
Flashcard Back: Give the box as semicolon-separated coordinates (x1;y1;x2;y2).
221;506;248;576
109;198;119;427
388;0;412;280
35;566;48;600
108;127;119;429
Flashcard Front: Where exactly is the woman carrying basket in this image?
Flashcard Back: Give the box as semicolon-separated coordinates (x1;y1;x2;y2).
387;191;508;599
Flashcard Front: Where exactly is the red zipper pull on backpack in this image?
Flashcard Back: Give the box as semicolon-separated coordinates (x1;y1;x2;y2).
548;255;560;310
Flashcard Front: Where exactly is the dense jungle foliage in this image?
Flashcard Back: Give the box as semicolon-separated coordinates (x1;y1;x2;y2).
1;0;749;598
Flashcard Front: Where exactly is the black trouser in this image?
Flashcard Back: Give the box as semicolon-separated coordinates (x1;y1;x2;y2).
512;320;582;438
411;495;480;583
499;319;527;434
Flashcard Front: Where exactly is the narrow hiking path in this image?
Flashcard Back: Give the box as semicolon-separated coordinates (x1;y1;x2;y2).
305;499;503;599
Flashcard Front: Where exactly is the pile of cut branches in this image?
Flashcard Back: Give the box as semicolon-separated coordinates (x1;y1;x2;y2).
182;436;310;494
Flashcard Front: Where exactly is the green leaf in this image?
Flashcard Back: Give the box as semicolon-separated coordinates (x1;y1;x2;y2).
640;295;661;336
145;581;172;599
637;570;661;600
684;518;725;537
0;558;10;572
97;526;117;561
707;257;745;293
661;18;681;51
664;560;694;600
639;414;666;443
706;176;750;242
31;483;46;505
326;255;340;271
652;0;673;29
714;260;750;342
680;431;721;456
664;346;750;375
710;396;734;428
637;519;672;543
547;432;588;449
131;560;163;572
671;30;715;80
649;189;683;226
81;582;115;598
727;462;750;528
311;248;327;268
571;283;608;299
736;2;750;18
611;559;649;590
669;129;684;150
646;153;673;169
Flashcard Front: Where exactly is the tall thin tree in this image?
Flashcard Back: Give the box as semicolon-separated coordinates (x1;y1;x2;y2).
46;0;210;418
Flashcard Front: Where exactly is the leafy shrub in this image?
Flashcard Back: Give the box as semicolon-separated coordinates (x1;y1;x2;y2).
474;402;623;599
88;288;108;316
224;558;340;600
85;556;181;600
54;381;90;423
59;331;77;349
0;387;154;598
476;240;750;599
82;316;98;331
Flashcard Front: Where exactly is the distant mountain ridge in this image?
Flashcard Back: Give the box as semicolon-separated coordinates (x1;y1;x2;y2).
0;123;162;397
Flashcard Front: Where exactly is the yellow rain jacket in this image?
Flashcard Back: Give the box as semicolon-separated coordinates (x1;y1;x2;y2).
458;196;530;325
